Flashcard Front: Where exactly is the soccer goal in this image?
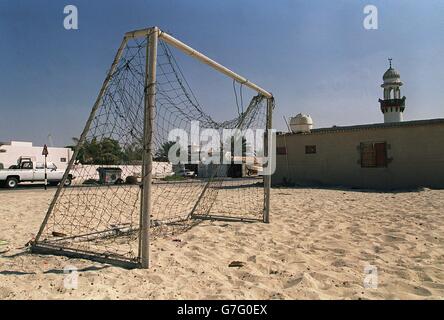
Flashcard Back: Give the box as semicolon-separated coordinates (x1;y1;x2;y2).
31;27;274;268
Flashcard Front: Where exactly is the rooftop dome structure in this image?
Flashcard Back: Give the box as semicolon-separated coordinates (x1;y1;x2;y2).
382;59;403;86
383;67;400;80
289;113;313;133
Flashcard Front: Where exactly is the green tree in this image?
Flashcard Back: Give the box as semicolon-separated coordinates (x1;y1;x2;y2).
97;138;125;164
123;142;143;163
154;141;177;162
71;137;125;165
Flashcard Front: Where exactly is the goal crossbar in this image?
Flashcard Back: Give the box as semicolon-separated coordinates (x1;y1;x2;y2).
125;27;273;99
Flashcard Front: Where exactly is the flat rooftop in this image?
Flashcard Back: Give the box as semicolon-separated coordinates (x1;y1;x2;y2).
279;118;444;136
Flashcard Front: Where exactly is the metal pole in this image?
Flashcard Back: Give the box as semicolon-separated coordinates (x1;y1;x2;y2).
124;27;272;99
125;28;150;39
158;31;272;99
140;27;158;269
44;155;47;190
263;97;273;223
33;36;129;244
42;144;48;190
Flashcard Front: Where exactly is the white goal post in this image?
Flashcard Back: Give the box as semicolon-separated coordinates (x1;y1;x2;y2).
32;26;274;269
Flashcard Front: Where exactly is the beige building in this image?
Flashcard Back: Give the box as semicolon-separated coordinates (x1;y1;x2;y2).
273;119;444;190
273;61;444;190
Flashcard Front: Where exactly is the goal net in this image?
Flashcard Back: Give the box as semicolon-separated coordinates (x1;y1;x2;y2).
32;27;274;268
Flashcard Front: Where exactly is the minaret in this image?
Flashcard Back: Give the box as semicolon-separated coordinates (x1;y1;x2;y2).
379;58;406;123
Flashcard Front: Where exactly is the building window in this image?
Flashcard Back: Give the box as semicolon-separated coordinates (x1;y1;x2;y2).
360;142;387;168
60;157;67;162
305;145;316;154
0;163;3;169
276;147;287;155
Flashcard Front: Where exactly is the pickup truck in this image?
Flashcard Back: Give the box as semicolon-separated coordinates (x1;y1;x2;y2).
0;158;74;189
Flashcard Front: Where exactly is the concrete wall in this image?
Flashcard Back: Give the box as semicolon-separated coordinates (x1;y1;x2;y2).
69;162;173;185
0;141;72;170
273;122;444;189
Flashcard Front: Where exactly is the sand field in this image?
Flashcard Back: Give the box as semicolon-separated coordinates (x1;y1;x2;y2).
0;186;443;299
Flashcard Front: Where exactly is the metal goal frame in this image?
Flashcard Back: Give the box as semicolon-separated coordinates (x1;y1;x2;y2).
32;27;273;269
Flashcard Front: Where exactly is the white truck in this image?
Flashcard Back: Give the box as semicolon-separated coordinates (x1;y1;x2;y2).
0;157;74;189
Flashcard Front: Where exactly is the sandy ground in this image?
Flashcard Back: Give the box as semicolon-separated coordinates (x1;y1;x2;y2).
0;186;443;299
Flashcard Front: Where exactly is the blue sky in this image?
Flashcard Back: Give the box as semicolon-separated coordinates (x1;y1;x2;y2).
0;0;443;146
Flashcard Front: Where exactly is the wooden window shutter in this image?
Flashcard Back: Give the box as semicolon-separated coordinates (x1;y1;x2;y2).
374;142;387;167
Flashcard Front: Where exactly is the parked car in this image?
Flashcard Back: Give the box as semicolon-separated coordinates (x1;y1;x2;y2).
177;169;196;177
0;158;74;189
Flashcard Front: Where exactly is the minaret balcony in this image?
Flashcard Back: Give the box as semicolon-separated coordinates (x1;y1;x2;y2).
379;97;406;113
